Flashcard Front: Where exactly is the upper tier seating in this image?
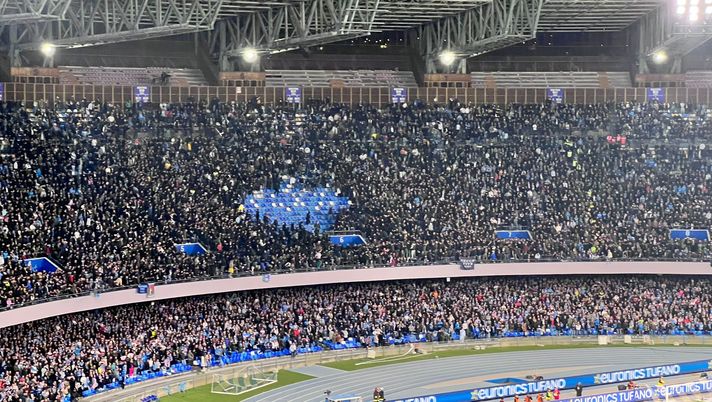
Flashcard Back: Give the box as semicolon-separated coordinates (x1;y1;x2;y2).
58;66;208;86
264;69;417;87
0;100;710;316
471;71;632;88
685;71;712;88
605;72;633;88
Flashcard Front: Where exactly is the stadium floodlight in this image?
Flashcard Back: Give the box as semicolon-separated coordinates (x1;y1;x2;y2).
677;0;711;20
241;47;259;63
439;50;456;66
652;50;668;64
40;42;55;57
689;5;699;20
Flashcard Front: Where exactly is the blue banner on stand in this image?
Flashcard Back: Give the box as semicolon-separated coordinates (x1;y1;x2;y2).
669;229;710;241
547;88;564;103
495;230;533;240
23;257;60;273
392;359;712;402
0;83;4;101
174;243;208;255
134;86;150;103
286;87;301;103
647;87;665;102
329;234;367;247
391;87;408;103
136;283;155;296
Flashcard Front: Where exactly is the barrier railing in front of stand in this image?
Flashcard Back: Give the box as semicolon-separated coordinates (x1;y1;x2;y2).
3;84;712;106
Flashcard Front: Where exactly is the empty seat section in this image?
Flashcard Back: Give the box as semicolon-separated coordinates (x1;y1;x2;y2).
685;71;712;88
58;66;207;86
244;182;350;233
265;70;416;87
472;71;624;88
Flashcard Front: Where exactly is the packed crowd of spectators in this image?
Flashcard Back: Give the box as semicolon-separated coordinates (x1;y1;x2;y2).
1;276;711;401
0;99;711;309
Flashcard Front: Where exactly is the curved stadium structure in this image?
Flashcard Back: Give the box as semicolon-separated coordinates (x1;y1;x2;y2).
1;0;712;401
0;97;711;401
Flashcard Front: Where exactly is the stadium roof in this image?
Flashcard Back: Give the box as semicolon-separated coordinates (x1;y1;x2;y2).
0;0;666;72
210;0;664;32
538;0;663;32
209;0;661;32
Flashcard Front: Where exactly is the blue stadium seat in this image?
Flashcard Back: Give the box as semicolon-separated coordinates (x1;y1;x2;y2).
245;183;350;232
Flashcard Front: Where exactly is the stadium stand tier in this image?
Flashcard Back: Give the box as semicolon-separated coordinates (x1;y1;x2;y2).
264;69;418;87
470;71;632;88
685;71;712;88
58;66;209;87
0;99;710;314
1;276;712;401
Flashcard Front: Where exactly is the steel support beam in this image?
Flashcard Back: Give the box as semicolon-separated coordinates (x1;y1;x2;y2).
637;3;712;74
414;0;543;74
0;0;71;24
209;0;380;71
0;0;223;52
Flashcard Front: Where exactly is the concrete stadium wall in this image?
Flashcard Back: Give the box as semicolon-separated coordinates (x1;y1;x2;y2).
1;261;710;329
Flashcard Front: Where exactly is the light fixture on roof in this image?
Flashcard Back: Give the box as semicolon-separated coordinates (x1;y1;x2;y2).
40;42;55;57
652;50;668;64
677;0;710;21
241;47;259;63
439;50;456;66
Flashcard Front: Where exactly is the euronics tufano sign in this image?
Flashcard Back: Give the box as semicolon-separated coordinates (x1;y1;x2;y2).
559;379;712;402
392;360;712;402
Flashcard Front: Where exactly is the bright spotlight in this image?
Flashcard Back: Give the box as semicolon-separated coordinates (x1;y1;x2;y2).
652;50;668;64
40;42;55;57
676;0;711;20
241;48;259;63
439;50;456;66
